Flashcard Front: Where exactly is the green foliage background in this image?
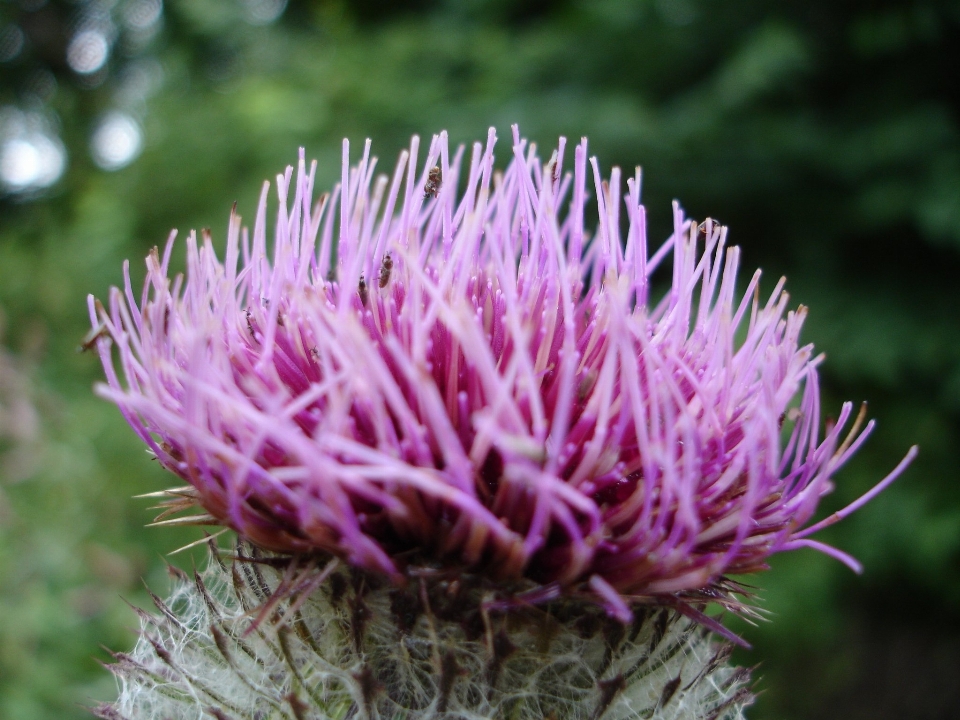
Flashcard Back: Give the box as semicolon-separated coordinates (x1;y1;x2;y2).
1;1;958;718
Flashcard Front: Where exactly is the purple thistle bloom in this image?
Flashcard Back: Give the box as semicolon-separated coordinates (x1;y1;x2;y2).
89;126;915;622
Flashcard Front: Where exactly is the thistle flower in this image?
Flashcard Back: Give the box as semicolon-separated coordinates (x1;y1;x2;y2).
90;127;918;720
90;126;914;619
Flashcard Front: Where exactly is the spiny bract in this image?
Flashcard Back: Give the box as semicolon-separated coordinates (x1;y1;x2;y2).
95;541;753;720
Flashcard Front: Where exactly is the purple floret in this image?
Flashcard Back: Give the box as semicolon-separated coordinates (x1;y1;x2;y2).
89;126;915;620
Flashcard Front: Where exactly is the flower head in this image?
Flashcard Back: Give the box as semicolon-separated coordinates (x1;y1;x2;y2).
90;127;915;621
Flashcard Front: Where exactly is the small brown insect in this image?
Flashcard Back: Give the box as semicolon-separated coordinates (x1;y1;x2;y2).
577;369;598;403
79;324;109;352
779;407;802;429
358;274;369;307
697;218;720;239
545;151;560;185
424;165;442;198
378;252;393;288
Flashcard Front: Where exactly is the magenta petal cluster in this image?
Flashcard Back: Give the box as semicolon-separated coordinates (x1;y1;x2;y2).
90;127;914;618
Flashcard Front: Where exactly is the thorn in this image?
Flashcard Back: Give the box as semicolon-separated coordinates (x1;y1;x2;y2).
146;514;218;529
133;486;198;500
168;529;229;556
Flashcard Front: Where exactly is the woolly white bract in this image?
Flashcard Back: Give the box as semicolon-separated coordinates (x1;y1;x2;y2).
96;542;752;720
